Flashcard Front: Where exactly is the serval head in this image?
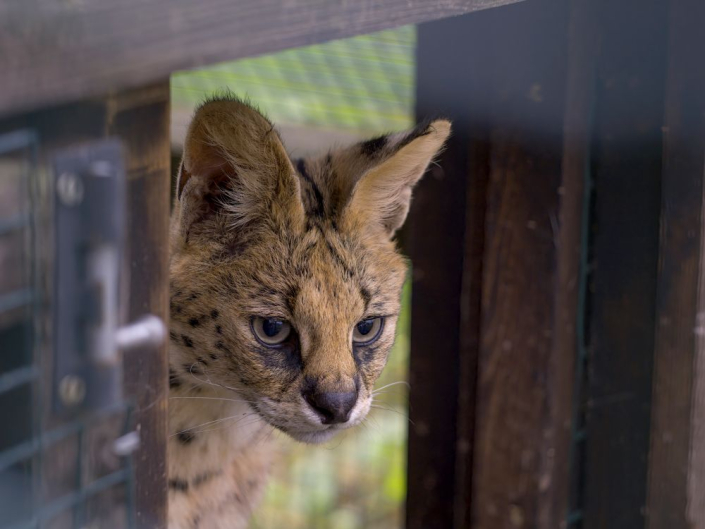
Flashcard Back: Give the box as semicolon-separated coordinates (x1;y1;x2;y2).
169;96;450;443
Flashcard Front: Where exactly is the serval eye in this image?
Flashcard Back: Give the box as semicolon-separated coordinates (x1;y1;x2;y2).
352;317;384;345
251;317;292;346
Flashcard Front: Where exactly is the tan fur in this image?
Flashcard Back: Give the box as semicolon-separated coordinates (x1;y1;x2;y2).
167;96;450;528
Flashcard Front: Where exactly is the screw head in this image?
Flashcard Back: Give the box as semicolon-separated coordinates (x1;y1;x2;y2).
57;172;84;206
59;374;86;406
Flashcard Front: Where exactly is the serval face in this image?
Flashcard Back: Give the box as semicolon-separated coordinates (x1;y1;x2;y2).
169;97;450;443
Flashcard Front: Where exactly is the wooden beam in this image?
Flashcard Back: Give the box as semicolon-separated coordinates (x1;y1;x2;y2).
468;3;575;527
581;1;668;527
0;0;523;118
646;0;705;525
406;0;591;526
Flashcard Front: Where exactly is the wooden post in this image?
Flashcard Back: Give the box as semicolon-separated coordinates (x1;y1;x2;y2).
581;1;669;528
406;0;593;526
0;83;170;528
107;84;171;529
646;0;705;525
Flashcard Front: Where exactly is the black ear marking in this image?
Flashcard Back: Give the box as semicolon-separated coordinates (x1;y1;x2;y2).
360;134;388;157
396;119;436;151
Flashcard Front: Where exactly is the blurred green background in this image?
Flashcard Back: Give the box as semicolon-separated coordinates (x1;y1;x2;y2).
171;25;416;529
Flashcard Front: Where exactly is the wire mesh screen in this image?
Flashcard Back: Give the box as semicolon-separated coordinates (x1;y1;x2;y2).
0;131;135;529
0;130;41;528
172;26;416;529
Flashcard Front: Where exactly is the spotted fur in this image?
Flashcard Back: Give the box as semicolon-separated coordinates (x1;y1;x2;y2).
167;96;450;528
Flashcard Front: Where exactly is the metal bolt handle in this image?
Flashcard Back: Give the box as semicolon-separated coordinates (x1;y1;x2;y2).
116;314;167;352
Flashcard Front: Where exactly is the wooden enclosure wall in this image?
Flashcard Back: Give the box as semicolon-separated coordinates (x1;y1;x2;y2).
2;0;704;527
406;1;586;527
0;84;171;528
647;0;705;525
406;0;705;527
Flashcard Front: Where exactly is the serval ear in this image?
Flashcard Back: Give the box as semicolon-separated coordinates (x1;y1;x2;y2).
341;119;451;237
173;97;305;238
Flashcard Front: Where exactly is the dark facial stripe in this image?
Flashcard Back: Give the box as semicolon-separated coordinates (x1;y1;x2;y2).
360;286;371;312
286;284;299;315
169;478;189;492
296;159;325;218
169;368;182;389
177;431;195;445
325;238;354;279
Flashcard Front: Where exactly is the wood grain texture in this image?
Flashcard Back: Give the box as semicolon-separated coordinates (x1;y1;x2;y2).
465;2;578;528
404;30;470;525
0;0;523;118
406;0;588;526
582;1;668;527
0;83;170;528
107;83;171;529
646;0;705;525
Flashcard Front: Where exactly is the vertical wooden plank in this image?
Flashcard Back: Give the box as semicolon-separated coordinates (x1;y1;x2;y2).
405;20;472;526
407;0;592;527
107;83;171;529
646;0;705;525
582;1;668;527
465;2;576;528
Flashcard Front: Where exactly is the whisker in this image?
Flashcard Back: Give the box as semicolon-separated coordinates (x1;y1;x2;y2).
372;380;410;394
186;364;247;396
325;431;348;450
370;404;415;426
191;413;260;436
170;415;241;438
169;396;257;404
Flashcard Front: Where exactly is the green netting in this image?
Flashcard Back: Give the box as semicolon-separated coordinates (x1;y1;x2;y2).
172;26;415;135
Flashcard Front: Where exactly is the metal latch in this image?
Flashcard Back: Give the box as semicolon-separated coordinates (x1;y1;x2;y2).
52;140;165;414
